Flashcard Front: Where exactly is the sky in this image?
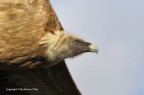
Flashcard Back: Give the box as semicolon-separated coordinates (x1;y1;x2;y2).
51;0;144;95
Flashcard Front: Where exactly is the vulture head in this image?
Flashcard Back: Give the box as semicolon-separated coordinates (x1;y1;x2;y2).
40;31;98;63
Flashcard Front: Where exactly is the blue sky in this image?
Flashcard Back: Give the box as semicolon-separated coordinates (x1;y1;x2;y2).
51;0;144;95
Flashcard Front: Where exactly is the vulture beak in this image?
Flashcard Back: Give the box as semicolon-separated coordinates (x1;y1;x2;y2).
89;44;99;54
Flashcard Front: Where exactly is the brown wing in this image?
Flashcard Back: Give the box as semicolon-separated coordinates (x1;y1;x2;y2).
0;0;81;95
0;0;63;64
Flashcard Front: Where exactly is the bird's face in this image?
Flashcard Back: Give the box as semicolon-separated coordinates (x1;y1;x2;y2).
62;34;98;58
40;32;98;62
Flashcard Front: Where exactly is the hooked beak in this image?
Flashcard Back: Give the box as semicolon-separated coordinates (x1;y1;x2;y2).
89;44;99;54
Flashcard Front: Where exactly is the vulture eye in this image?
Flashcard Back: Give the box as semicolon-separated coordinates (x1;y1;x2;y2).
73;40;81;44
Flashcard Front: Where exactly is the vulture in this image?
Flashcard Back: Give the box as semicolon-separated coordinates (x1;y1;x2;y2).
0;0;98;95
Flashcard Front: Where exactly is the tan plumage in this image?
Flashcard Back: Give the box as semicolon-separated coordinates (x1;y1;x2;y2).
0;0;98;68
0;0;98;94
0;0;61;67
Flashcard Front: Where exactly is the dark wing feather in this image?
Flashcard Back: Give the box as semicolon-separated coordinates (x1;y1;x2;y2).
0;0;81;95
0;61;81;95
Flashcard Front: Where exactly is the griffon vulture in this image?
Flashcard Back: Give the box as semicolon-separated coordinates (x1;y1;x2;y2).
0;0;98;95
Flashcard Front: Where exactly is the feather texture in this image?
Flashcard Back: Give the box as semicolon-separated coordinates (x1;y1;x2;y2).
0;0;82;95
0;0;63;66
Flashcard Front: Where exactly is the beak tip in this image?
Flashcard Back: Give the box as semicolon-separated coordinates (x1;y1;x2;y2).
89;44;99;54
